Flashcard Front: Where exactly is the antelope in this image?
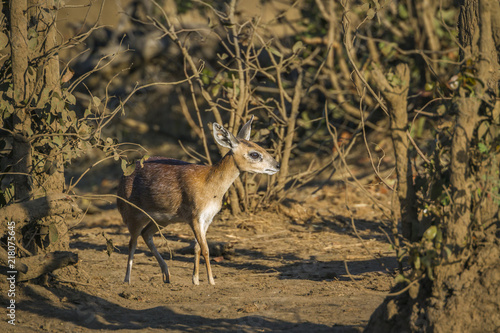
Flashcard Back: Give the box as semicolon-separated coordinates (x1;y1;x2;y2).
117;116;280;285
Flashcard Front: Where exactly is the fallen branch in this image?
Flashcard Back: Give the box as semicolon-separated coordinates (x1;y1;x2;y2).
16;251;79;282
0;251;79;282
0;247;28;273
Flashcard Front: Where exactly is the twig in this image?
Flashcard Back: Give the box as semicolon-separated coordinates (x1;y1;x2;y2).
406;132;431;164
178;140;203;163
343;260;422;297
359;88;394;191
325;106;392;216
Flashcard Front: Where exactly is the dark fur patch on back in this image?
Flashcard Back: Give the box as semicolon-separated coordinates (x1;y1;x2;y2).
142;157;192;166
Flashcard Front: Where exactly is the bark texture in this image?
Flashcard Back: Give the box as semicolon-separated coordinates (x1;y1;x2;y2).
448;97;479;246
29;0;65;197
366;1;500;331
371;63;419;241
10;0;33;201
5;0;71;255
0;194;81;232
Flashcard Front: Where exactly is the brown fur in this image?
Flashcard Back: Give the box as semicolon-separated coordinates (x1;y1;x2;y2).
117;118;280;285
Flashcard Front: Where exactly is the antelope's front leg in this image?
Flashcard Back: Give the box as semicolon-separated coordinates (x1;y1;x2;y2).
191;223;215;285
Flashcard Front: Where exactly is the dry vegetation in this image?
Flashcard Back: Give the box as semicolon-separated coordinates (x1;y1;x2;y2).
0;0;499;331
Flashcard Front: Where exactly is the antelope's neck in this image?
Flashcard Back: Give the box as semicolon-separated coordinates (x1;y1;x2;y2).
206;152;240;196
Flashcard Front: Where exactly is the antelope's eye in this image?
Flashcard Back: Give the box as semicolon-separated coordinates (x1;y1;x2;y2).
249;152;260;160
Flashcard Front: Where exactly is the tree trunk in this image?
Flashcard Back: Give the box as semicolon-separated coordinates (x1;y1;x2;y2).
365;1;500;331
276;69;303;194
29;0;65;197
10;0;33;202
447;0;500;248
0;194;81;233
5;0;70;254
472;0;500;234
447;96;479;247
371;63;419;241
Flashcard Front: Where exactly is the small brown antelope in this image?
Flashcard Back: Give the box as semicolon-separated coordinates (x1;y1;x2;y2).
117;116;280;285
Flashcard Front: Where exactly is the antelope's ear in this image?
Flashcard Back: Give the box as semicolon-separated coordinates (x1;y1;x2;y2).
213;123;239;149
237;115;254;140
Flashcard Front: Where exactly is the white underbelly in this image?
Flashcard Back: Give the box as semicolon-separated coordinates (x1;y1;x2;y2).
149;212;184;226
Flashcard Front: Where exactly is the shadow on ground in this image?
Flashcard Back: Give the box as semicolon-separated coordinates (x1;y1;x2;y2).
11;285;358;332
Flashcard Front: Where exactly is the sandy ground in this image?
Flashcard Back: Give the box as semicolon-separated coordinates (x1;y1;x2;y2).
1;182;398;332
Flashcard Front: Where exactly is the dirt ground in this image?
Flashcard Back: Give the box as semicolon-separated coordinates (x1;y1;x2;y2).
1;180;398;332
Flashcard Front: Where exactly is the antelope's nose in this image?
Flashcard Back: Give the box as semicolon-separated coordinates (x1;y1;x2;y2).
276;162;281;169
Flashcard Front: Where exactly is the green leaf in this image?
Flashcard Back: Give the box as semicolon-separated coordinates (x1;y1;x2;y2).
67;110;77;122
414;255;421;270
121;158;127;172
394;274;407;284
201;74;210;85
139;155;150;168
424;82;435;91
84;105;92;118
421;253;432;269
52;136;63;147
27;28;39;51
444;246;452;259
427;266;434;280
51;96;61;113
39;88;50;106
398;3;409;19
121;159;136;176
43;159;53;173
66;93;76;105
423;225;437;241
380;42;394;56
27;28;38;39
292;41;303;53
211;84;220;97
478;142;489;153
48;224;59;244
359;2;370;11
366;8;376;19
52;90;62;100
477;121;489;140
92;96;101;107
78;122;89;136
436;104;447;116
217;53;228;60
268;47;283;58
435;229;443;245
28;38;38;50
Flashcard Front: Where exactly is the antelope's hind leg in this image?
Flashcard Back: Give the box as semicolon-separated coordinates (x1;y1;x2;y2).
141;222;171;283
124;232;139;284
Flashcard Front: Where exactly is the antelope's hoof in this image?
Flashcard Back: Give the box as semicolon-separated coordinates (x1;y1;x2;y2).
192;276;200;285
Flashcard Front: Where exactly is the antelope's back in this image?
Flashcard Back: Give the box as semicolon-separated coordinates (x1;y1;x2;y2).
117;157;193;218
